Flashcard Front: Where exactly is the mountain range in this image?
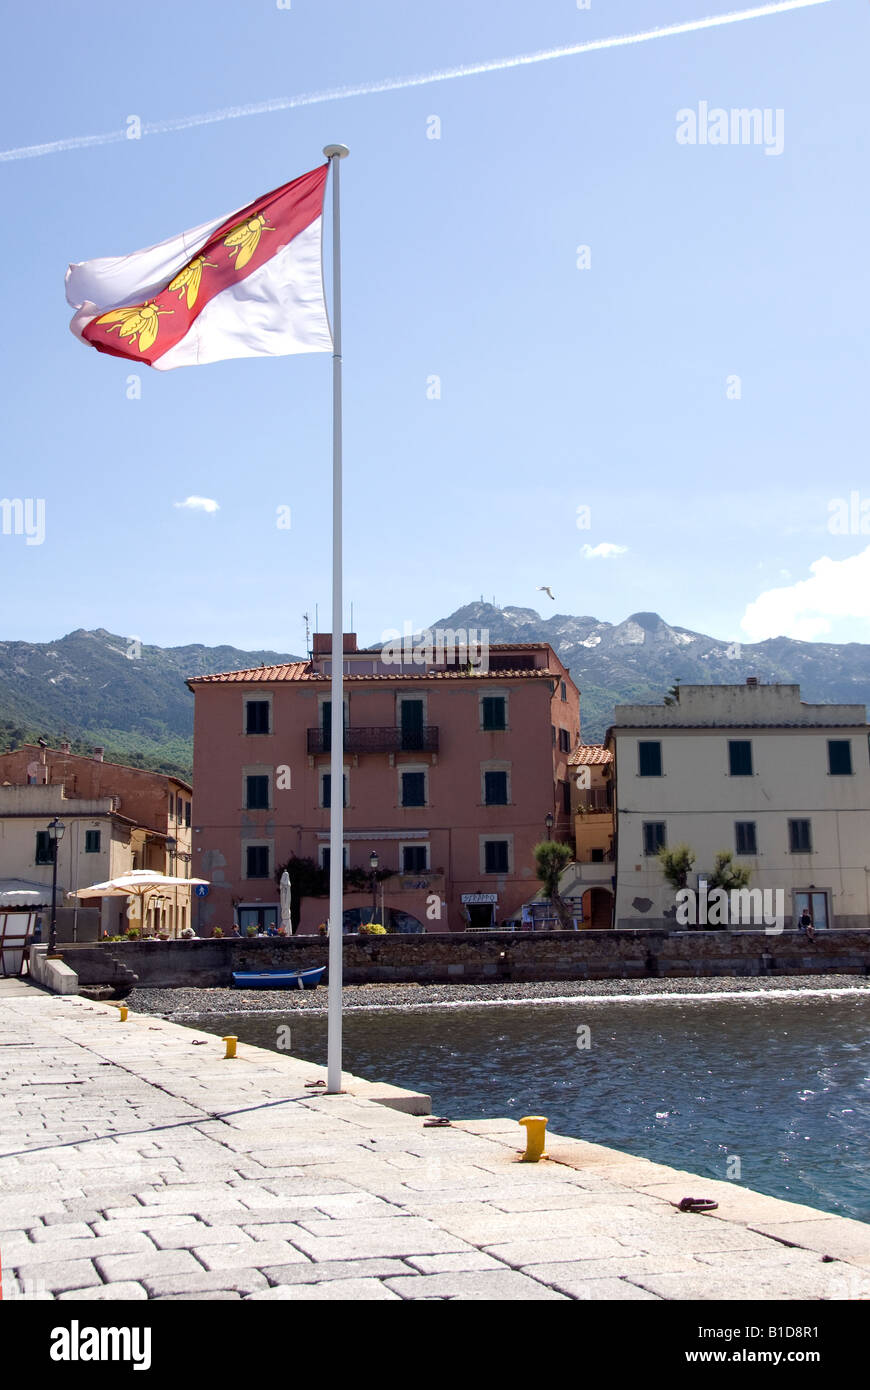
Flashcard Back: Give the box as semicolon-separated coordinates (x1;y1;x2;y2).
0;629;297;779
2;607;869;777
431;605;870;742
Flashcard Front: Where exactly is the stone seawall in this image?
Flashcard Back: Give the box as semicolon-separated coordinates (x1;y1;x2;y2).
58;929;870;988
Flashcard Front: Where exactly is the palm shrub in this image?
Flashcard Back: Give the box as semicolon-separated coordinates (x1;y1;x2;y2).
657;843;696;890
708;851;752;891
533;840;574;928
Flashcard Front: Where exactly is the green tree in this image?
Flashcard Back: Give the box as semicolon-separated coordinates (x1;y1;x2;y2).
657;843;696;890
708;851;752;891
533;840;574;929
275;856;395;933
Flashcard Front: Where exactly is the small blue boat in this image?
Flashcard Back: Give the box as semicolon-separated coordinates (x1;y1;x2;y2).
231;966;325;990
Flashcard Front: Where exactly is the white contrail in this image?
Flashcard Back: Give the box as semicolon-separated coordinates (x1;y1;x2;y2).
0;0;832;164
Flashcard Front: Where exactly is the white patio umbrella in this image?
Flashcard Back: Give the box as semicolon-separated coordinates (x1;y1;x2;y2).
72;869;209;935
279;870;293;935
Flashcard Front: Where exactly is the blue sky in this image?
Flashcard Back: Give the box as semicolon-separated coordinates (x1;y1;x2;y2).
1;0;867;657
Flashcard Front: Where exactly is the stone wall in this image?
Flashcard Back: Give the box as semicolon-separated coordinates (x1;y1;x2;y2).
57;929;870;988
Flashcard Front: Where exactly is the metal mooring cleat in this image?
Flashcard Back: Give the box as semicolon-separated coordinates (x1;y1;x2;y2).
519;1115;548;1162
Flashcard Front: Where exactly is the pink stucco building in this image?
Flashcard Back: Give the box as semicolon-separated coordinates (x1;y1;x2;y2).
187;633;580;934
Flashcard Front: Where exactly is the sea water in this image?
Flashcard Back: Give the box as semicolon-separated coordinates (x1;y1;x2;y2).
192;993;870;1222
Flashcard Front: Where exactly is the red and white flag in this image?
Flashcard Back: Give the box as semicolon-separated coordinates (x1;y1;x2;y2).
65;164;332;370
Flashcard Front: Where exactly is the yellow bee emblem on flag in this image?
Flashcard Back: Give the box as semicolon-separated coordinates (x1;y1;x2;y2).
224;213;273;271
167;255;217;310
95;301;173;353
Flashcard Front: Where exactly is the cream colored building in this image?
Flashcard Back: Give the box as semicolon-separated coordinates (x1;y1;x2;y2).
0;780;193;939
608;681;870;931
0;785;137;937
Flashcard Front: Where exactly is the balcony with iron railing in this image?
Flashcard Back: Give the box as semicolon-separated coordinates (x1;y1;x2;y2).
307;726;440;755
576;789;611;814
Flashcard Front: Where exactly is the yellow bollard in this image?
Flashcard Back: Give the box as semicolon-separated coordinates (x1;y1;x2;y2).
117;1005;128;1022
223;1036;238;1059
519;1115;548;1162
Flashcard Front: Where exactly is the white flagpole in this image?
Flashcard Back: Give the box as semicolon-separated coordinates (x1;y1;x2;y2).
324;142;349;1095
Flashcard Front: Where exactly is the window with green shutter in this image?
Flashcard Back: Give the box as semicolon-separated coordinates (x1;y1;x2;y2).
728;740;753;776
642;822;666;855
401;772;426;807
245;701;270;734
638;742;662;777
482;697;506;731
828;740;852;775
484;771;508;805
246;845;270;878
484;840;509;873
246;776;270;810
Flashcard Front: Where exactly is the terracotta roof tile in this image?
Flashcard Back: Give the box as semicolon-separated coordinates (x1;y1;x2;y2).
187;662;310;685
568;744;612;765
188;663;557;686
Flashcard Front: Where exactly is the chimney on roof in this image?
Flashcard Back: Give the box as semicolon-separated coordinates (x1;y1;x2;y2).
312;633;357;656
746;677;759;687
93;746;104;762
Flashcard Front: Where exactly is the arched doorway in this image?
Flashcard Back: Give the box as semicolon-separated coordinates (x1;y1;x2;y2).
582;887;613;928
342;906;425;933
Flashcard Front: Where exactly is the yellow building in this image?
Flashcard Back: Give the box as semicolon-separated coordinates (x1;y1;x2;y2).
562;745;615;927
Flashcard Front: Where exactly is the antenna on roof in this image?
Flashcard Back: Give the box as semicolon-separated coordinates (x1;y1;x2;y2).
350;601;353;632
303;612;311;657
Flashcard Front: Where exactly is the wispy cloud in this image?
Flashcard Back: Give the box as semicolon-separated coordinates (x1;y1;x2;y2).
174;496;219;514
741;547;870;641
0;1;832;163
582;542;628;560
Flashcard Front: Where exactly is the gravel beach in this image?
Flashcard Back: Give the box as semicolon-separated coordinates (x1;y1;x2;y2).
130;973;870;1018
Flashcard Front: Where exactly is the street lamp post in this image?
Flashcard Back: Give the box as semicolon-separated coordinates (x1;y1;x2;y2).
369;850;379;926
166;837;177;937
545;812;554;841
47;818;66;953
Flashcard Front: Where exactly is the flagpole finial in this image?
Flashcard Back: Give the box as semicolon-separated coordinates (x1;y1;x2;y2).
323;144;349;159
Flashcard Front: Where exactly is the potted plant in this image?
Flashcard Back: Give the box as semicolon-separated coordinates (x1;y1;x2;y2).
212;927;223;938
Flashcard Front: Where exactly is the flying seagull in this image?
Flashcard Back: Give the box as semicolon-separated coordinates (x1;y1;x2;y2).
538;586;555;601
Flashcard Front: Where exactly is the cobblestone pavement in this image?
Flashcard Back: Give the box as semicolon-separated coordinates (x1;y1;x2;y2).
2;988;870;1302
